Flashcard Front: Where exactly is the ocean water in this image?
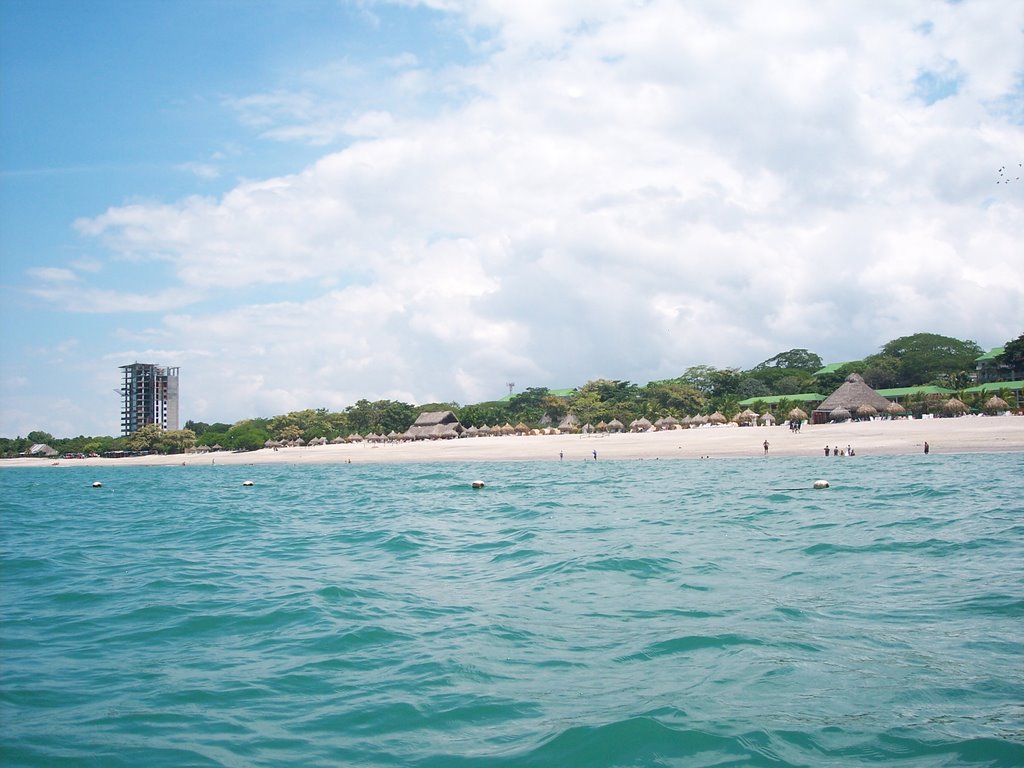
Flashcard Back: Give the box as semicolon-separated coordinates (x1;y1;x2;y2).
1;454;1022;767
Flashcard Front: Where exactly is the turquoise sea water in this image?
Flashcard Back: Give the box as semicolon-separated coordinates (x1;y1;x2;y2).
1;454;1022;767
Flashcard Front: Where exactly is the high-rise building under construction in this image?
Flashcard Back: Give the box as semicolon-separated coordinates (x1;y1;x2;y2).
120;363;179;436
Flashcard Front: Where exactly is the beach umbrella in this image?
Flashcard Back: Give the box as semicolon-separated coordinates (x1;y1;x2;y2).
760;412;775;425
514;422;530;435
387;431;399;441
708;411;727;425
581;423;595;433
607;418;625;432
885;401;905;416
631;417;653;432
983;395;1009;413
828;407;851;422
478;424;492;436
855;404;878;419
500;423;515;435
787;408;808;421
346;433;363;442
943;397;968;414
264;439;276;448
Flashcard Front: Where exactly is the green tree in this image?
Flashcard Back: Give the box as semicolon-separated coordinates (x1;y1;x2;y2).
639;380;707;416
457;401;510;428
997;333;1024;379
753;349;823;373
124;424;163;452
508;387;551;424
26;430;55;445
868;333;983;387
861;355;901;389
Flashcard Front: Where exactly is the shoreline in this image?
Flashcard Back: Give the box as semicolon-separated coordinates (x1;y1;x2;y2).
2;416;1023;468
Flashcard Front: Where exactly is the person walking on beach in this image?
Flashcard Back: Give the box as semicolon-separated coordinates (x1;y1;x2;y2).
924;441;930;454
763;440;769;456
824;445;830;457
592;449;598;460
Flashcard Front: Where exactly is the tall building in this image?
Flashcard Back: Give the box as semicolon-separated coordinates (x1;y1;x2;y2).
120;363;179;436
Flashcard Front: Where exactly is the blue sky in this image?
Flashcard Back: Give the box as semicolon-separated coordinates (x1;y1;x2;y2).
2;0;1022;437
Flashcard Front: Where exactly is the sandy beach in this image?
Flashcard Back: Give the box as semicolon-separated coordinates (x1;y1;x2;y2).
3;415;1023;469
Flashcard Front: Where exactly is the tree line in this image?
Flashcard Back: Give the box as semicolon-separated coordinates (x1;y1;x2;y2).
3;331;1020;457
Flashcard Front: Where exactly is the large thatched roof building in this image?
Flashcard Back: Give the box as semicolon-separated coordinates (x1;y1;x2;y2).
404;411;465;440
812;373;892;424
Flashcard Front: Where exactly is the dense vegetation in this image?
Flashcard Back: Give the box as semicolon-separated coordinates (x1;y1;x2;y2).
3;332;1019;457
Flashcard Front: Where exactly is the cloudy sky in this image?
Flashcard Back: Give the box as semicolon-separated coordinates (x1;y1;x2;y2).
1;0;1022;437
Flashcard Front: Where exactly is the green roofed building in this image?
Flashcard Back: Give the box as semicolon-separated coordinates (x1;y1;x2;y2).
964;380;1022;408
974;347;1009;384
498;387;575;403
813;362;858;377
875;385;955;403
737;393;826;407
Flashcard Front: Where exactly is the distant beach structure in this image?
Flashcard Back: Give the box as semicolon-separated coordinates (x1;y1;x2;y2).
812;373;891;424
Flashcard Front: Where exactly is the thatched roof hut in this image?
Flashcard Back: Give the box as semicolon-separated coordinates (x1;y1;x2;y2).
654;416;680;430
943;397;968;415
630;417;653;432
346;433;363;443
813;373;892;424
828;407;851;422
708;411;727;425
607;418;625;433
581;423;595;434
595;420;608;432
558;413;579;432
855;404;878;419
330;436;344;444
885;401;905;417
406;411;466;439
760;412;775;425
984;395;1010;413
514;422;531;435
499;422;515;435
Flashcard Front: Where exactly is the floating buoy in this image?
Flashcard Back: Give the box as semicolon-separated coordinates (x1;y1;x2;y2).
471;480;485;489
813;479;830;489
242;480;254;487
91;481;103;488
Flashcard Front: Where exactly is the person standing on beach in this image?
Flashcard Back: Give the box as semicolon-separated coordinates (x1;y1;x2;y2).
763;440;769;456
559;451;563;461
924;441;930;454
592;449;598;460
824;445;830;457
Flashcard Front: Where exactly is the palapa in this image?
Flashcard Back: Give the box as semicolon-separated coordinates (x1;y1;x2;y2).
855;404;878;418
813;373;892;424
828;407;851;422
708;411;727;425
983;395;1010;412
943;397;968;414
607;418;625;433
405;411;465;439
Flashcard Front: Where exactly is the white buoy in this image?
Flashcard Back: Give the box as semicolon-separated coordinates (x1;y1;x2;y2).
471;480;485;489
813;479;830;489
92;481;103;488
242;480;254;487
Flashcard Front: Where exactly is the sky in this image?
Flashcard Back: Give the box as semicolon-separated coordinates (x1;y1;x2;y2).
1;0;1022;437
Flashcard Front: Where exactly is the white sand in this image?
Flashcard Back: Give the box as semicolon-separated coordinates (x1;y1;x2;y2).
4;415;1023;469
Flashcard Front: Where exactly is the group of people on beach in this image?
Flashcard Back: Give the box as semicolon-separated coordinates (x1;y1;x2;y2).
824;445;855;457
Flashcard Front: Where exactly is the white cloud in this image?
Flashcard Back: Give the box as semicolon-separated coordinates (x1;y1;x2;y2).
13;1;1024;431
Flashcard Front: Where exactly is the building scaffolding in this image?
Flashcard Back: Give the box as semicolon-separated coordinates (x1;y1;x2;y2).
120;363;179;436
